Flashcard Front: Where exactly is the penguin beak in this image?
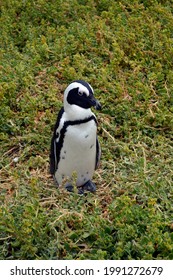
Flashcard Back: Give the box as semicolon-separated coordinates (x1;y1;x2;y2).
94;99;102;110
89;96;102;110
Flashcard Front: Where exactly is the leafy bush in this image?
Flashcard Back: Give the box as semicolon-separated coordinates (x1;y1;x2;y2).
0;0;173;259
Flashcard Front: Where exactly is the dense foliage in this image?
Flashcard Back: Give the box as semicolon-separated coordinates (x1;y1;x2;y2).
0;0;173;259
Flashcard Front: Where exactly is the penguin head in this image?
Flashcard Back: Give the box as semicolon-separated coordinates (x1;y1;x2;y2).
64;80;101;114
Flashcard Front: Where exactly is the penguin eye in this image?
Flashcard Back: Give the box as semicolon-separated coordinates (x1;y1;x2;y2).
78;91;84;96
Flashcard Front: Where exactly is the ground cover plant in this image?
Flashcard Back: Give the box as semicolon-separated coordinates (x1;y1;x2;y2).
0;0;173;259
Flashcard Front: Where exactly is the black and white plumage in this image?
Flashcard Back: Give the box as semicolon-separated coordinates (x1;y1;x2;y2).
50;80;101;193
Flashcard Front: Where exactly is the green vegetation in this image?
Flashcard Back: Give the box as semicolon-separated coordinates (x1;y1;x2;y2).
0;0;173;259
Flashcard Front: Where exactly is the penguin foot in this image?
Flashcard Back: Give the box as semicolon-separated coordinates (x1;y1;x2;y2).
78;180;96;195
65;180;96;194
65;183;74;192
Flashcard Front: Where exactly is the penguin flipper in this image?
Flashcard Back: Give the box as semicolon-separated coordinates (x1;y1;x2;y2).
50;107;64;174
95;136;101;169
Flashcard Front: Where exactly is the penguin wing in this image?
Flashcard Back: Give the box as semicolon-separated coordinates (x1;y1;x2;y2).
50;107;64;174
95;136;101;169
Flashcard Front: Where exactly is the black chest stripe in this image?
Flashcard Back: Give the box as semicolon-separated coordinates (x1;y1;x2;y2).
55;115;97;170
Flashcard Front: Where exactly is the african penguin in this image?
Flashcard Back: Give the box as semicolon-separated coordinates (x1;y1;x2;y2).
50;80;101;194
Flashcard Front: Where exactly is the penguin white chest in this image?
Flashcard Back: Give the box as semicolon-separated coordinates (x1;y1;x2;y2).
55;120;97;186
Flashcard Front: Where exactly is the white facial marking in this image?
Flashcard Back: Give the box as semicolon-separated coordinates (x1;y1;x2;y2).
64;82;90;97
87;82;94;95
